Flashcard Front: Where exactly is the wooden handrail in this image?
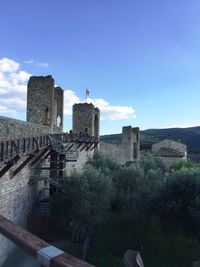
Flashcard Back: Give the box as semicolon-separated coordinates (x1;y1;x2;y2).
0;215;95;267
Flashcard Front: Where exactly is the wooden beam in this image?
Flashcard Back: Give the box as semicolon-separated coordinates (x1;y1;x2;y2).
66;144;74;152
90;141;100;151
80;143;88;152
86;143;94;151
0;162;14;178
77;142;83;149
0;215;95;267
30;146;50;167
12;154;35;178
0;155;20;178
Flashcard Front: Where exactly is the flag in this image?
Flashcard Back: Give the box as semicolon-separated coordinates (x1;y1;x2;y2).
86;88;90;97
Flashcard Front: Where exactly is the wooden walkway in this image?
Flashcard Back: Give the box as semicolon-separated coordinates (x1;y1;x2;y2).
0;133;99;178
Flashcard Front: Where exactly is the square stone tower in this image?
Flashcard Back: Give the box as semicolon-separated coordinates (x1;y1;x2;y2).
27;75;63;131
122;126;140;160
72;103;100;138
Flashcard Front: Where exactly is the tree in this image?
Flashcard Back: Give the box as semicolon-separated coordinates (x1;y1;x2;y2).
87;151;121;177
171;160;200;171
156;167;200;240
50;164;114;244
139;154;166;174
113;155;166;246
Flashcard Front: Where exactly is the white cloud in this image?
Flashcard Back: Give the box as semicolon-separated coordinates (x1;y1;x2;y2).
0;57;136;122
63;93;136;121
0;57;31;116
87;97;136;120
0;58;19;73
25;59;34;64
37;62;48;68
64;90;80;115
0;105;16;114
25;59;48;68
10;71;31;83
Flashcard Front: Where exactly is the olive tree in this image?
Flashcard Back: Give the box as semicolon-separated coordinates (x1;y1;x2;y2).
50;164;114;243
156;167;200;240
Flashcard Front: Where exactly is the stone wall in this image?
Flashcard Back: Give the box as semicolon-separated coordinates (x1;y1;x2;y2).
152;139;187;155
0;116;51;264
73;103;100;138
27;75;55;128
65;144;95;176
100;126;140;165
152;139;187;169
0;116;52;141
0;160;39;265
100;142;130;165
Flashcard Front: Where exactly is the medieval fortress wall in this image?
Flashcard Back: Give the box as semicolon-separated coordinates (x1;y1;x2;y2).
100;126;140;164
0;117;52;264
0;77;60;264
0;116;51;141
0;165;34;265
0;75;140;264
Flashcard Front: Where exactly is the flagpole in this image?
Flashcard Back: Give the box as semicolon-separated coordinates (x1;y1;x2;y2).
86;88;90;103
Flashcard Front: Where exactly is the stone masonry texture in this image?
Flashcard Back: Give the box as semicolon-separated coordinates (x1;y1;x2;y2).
0;162;36;266
27;75;64;131
0;116;52;141
0;117;51;265
100;126;140;164
72;103;100;138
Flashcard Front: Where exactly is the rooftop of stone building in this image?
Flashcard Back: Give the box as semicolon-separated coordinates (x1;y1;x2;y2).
28;75;55;83
73;103;100;111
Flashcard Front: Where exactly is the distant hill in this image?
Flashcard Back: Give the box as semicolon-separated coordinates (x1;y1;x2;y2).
101;126;200;161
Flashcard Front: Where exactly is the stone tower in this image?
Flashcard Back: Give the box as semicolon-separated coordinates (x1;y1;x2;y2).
122;126;140;160
72;103;100;138
27;75;64;131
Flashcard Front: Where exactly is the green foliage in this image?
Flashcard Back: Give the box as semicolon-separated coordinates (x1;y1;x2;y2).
109;155;166;248
171;160;200;171
114;155;165;219
50;165;114;231
139;154;166;174
50;152;200;265
87;214;200;267
156;167;200;239
87;151;121;175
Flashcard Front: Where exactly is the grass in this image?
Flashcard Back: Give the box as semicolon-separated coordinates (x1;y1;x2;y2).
87;213;200;267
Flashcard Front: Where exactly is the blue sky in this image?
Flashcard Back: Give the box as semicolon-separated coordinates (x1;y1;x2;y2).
0;0;200;134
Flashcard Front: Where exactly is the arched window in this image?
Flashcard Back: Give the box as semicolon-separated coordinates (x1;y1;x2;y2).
57;115;61;127
45;108;50;125
94;114;99;137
